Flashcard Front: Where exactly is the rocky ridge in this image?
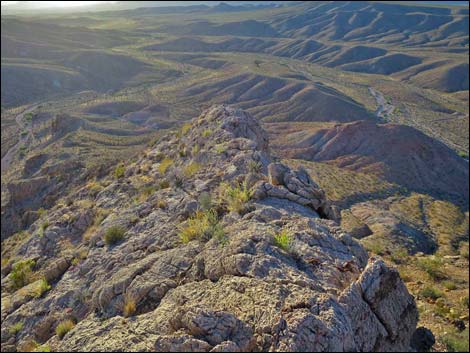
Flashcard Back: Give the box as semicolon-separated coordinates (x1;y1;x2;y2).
1;105;419;352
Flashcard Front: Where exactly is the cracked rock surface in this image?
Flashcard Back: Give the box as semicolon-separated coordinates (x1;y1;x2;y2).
1;105;418;352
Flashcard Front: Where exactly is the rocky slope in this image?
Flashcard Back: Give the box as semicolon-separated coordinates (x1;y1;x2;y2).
1;106;421;352
273;120;469;205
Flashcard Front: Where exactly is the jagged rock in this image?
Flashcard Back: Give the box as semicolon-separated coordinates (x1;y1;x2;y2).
1;105;419;352
43;258;70;283
255;162;340;223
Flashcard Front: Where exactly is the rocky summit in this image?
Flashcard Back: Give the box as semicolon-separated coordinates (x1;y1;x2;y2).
1;106;420;352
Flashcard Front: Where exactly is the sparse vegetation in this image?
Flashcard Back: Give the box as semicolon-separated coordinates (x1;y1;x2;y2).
219;181;253;214
417;256;447;281
158;158;173;174
56;319;76;339
181;122;192;135
123;294;137;317
156;199;167;209
419;286;444;300
33;278;52;298
248;160;262;174
179;209;223;244
184;162;201;177
103;225;126;245
202;128;212;138
8;321;24;335
10;259;35;289
159;179;170;189
191;144;200;156
442;328;469;352
114;163;125;179
273;229;293;252
33;343;51;352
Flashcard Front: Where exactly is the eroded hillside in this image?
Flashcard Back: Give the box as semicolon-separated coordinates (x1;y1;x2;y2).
1;106;421;352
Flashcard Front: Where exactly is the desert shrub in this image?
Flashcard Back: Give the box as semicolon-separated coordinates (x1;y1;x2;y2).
179;209;223;244
192;144;200;156
215;144;226;154
159;179;170;189
33;343;51;352
158;158;173;174
442;328;469;352
362;239;387;256
8;321;23;335
181;122;192;135
178;147;188;157
114;163;125;179
390;247;408;264
87;181;104;196
442;280;457;291
219;181;253;214
123;295;136;317
459;241;469;259
10;259;35;289
273;229;293;252
156;200;167;209
419;286;444;300
33;278;51;298
248;160;262;174
103;226;126;245
37;208;46;218
139;186;157;201
202;128;212;138
56;319;75;339
417;256;447;280
38;220;50;237
184;162;201;178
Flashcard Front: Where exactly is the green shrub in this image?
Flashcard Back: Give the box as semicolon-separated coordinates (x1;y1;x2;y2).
10;259;35;289
184;162;201;177
179;209;223;244
273;229;293;252
34;343;51;352
8;321;23;335
442;280;457;291
103;226;126;245
202;129;212;138
419;286;444;300
442;328;469;352
40;221;49;232
56;319;75;339
181;122;192;135
214;144;226;154
191;144;200;156
219;181;253;214
33;278;51;298
114;163;125;179
417;256;447;280
158;158;173;174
